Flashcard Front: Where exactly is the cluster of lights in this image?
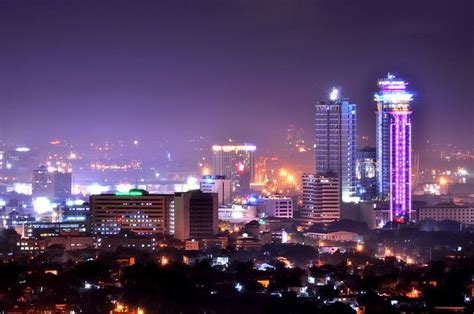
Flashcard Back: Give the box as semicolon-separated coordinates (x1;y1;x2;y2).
212;145;256;152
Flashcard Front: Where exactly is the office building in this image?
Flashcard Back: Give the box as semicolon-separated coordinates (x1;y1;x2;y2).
90;189;173;236
314;88;357;202
301;173;341;223
199;175;233;206
212;144;256;192
375;73;413;222
356;147;377;201
173;190;218;241
258;195;293;219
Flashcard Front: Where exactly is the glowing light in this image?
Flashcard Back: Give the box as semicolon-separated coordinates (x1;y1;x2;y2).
237;163;245;172
116;183;134;193
160;256;169;266
133;140;139;145
15;147;30;152
50;140;61;145
201;167;210;176
87;184;109;195
374;92;413;102
329;87;339;101
212;145;256;152
115;190;143;196
439;177;448;185
356;243;364;252
33;197;53;214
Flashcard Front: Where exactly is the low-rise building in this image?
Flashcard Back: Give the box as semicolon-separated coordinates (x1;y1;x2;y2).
418;204;474;225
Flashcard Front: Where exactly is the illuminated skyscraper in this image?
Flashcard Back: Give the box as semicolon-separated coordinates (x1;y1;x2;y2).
212;144;256;192
375;73;413;222
315;88;357;202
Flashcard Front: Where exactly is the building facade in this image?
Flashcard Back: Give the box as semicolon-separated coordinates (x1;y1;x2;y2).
258;195;293;219
375;73;413;222
356;147;377;201
314;88;357;202
199;175;233;206
301;173;341;223
212;145;256;193
173;190;218;241
90;190;173;236
418;205;474;225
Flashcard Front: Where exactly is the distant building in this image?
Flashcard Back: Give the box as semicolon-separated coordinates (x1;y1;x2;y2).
356;147;377;201
52;171;72;201
301;173;340;223
32;166;53;199
315;88;357;202
212;144;256;193
218;204;257;223
32;166;72;201
22;222;88;238
258;195;293;219
418;204;474;225
200;175;233;206
90;189;173;236
375;73;413;222
173;190;218;241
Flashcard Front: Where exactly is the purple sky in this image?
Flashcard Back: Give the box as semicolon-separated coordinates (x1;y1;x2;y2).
0;0;472;152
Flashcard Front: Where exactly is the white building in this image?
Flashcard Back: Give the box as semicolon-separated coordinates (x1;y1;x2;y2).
218;204;257;223
301;173;340;223
200;175;233;206
258;196;293;219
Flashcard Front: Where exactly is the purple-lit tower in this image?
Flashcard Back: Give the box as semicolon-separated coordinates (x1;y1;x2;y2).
375;74;413;222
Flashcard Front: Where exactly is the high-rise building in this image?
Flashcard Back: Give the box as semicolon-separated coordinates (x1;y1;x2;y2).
90;189;173;236
52;171;72;201
199;175;233;206
32;165;54;199
212;144;256;192
375;73;413;222
356;147;377;201
301;173;341;223
173;190;218;241
315;88;357;202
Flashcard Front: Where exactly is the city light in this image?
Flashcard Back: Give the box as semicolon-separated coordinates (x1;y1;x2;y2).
33;197;53;214
329;87;339;101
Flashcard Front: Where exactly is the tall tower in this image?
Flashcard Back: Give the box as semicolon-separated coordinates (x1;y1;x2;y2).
314;88;357;202
375;73;413;222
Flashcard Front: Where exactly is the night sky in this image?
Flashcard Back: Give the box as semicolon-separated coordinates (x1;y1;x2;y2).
0;0;472;152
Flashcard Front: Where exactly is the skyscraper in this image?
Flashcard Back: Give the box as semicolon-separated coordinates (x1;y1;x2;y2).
375;73;413;222
212;144;256;193
314;88;357;202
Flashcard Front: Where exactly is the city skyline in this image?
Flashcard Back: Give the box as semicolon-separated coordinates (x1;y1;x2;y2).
0;0;472;151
